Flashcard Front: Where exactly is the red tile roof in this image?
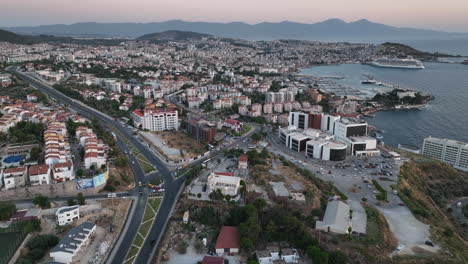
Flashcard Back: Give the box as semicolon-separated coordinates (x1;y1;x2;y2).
202;256;224;264
214;172;234;177
239;155;248;162
215;226;239;249
4;167;26;174
29;164;50;176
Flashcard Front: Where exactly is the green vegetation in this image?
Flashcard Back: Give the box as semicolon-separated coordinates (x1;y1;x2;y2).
247;148;268;166
295;168;347;200
371;180;387;201
398;161;468;263
0;77;48;102
123;198;162;264
32;195;50;209
223;148;244;158
372;89;431;107
0;202;16;221
8;121;44;144
191;203;347;262
77;193;86;205
16;234;59;264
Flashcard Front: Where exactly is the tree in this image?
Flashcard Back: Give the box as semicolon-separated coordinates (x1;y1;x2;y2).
23;219;42;233
253;198;267;211
29;147;41;161
225;195;231;202
251;133;262;142
329;251;347;264
67;199;77;206
194;239;204;254
0;201;16;220
77;193;86;205
306;245;322;264
76;168;83;177
33;195;50;209
209;189;224;201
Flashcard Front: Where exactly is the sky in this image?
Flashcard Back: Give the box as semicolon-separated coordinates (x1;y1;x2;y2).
2;0;468;32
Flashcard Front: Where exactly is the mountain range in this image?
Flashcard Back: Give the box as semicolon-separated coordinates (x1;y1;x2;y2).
3;19;468;41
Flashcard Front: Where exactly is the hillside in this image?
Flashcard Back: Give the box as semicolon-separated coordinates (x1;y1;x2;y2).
0;28;122;46
397;160;468;263
0;29;30;44
136;30;211;41
379;42;457;59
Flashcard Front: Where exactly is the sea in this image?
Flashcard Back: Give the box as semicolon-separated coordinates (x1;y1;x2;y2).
299;61;468;148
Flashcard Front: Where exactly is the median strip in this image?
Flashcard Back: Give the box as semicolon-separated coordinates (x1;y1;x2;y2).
123;197;162;264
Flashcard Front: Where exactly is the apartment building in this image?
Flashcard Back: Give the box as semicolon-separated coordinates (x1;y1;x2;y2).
422;137;468;171
131;108;179;131
29;164;51;185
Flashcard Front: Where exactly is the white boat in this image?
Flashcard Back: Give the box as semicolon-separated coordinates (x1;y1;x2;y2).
371;58;425;69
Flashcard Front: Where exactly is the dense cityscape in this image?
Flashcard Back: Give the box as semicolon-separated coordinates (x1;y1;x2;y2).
0;6;467;264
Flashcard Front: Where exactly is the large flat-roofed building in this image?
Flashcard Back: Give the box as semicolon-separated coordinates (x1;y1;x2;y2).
289;111;323;130
50;222;96;264
345;136;380;157
422;137;468;171
316;200;352;234
321;114;340;134
207;172;241;196
333;117;368;142
306;140;347;161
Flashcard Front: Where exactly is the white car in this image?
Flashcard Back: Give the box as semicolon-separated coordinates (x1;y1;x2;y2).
396;245;405;252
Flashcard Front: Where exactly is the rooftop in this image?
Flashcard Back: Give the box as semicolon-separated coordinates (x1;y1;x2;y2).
215;226;239;249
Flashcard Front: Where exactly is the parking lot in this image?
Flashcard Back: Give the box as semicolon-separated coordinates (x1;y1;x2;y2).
267;135;438;256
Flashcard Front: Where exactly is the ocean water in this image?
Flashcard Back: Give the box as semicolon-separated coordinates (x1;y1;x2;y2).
300;62;468;147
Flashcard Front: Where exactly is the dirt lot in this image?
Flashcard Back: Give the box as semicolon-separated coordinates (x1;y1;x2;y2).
248;155;323;211
152;131;207;160
39;199;132;264
108;165;135;192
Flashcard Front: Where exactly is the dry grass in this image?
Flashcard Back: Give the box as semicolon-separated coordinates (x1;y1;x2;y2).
153;131;207;159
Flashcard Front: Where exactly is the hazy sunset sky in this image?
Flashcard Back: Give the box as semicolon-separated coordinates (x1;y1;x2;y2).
2;0;468;32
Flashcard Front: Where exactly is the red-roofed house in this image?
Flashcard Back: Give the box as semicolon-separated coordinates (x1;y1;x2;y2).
29;164;51;185
52;161;74;182
202;256;224;264
238;155;248;170
3;167;27;190
215;226;239;256
223;119;243;133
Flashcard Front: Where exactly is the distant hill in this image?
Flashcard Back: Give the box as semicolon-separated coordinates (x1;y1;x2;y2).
0;28;123;46
136;30;211;41
0;29;30;44
4;19;468;41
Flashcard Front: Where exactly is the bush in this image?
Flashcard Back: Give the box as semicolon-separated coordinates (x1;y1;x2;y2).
32;195;50;209
0;201;16;220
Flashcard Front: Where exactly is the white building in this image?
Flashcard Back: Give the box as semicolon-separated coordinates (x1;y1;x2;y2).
3;167;27;190
50;222;95;264
131;109;179;131
56;205;80;226
52;161;74;182
422;137;468;171
29;164;51;185
316;200;352;234
207;172;241;196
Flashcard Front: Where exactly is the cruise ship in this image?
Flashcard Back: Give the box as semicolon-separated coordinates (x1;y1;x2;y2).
371;58;425;69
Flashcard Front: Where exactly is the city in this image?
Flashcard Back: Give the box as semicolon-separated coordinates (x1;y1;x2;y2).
0;1;468;264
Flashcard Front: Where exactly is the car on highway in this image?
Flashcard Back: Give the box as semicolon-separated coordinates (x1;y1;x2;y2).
107;193;117;198
138;181;142;187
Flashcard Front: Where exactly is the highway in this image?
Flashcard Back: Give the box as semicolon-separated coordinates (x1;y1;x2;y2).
8;67;184;264
10;67;259;263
